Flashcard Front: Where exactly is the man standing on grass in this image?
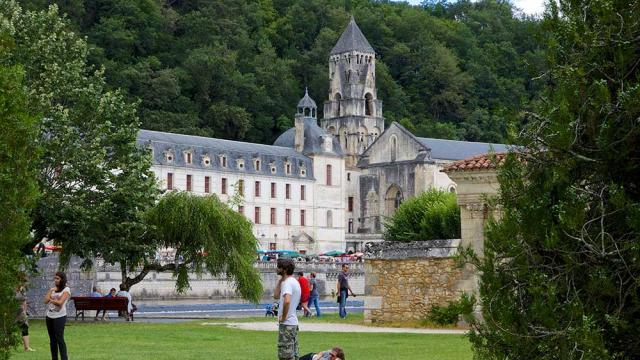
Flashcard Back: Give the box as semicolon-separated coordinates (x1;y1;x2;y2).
274;258;301;360
337;264;355;319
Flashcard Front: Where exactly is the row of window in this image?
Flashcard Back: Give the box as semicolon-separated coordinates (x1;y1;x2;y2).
163;151;308;177
246;207;307;226
166;173;307;200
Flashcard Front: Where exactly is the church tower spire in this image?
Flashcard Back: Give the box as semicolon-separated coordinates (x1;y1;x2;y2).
321;17;384;167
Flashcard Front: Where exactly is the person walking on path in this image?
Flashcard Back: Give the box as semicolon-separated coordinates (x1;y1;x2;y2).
308;273;321;317
274;258;301;360
296;272;311;317
337;264;355;319
44;271;70;360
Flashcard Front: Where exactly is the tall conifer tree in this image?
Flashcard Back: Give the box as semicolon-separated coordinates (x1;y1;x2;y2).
470;1;640;358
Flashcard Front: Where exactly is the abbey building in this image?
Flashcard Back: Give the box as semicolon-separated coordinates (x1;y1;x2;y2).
138;17;508;253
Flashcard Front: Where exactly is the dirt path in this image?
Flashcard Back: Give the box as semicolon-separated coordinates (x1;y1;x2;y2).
204;322;467;334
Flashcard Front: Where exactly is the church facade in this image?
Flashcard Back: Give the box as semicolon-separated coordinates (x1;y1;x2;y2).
138;17;509;253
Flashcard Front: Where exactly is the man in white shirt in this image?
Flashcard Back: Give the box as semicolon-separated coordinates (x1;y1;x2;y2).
274;258;301;360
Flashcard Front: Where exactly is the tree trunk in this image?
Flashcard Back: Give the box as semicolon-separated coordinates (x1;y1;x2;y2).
119;261;177;291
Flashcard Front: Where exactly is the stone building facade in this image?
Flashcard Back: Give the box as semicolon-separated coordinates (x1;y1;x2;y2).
362;154;505;324
138;17;510;254
140;90;345;253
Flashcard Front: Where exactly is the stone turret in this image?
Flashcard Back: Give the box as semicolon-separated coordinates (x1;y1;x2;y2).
295;88;316;153
321;17;385;167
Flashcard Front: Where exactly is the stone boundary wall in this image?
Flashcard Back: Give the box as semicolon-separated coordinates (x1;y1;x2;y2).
363;240;464;324
26;255;364;313
96;261;364;299
26;255;95;317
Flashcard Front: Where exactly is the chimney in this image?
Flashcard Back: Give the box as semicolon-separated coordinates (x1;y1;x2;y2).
294;114;304;153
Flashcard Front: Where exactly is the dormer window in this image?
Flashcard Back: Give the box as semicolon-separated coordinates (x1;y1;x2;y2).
299;161;307;177
237;159;245;170
164;150;174;163
254;158;261;172
184;150;193;165
285;162;292;175
220;155;227;168
270;162;277;174
202;155;211;167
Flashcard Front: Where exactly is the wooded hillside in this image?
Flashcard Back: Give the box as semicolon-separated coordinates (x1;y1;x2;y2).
19;0;546;144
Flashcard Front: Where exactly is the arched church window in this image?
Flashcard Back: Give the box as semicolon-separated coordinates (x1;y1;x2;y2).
391;136;397;162
335;93;342;116
340;129;348;151
365;93;373;116
304;108;310;116
326;210;333;228
395;191;403;209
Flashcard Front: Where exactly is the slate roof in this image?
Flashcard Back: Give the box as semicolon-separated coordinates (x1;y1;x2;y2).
418;137;511;161
297;88;317;108
330;17;375;55
442;153;508;172
273;118;344;157
137;130;314;179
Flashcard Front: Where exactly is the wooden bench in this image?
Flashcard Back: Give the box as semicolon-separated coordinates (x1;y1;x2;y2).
71;296;133;321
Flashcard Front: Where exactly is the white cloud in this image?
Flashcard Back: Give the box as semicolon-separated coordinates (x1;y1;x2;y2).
511;0;546;16
398;0;546;16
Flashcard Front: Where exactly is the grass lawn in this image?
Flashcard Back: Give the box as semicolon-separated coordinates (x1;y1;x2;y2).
13;319;472;360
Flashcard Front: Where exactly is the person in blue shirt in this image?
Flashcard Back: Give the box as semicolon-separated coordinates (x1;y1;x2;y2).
90;286;102;298
308;273;321;317
90;286;103;321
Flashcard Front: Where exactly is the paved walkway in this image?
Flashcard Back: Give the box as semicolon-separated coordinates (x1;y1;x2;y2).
204;322;467;334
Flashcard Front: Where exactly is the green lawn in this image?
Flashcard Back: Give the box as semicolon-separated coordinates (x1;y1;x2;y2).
13;319;472;360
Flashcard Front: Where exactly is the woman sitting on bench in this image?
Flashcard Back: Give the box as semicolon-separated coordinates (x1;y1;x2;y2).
116;284;135;321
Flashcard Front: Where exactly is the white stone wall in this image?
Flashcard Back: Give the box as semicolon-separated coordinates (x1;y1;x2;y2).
150;164;348;253
95;262;365;299
344;167;362;238
310;154;346;253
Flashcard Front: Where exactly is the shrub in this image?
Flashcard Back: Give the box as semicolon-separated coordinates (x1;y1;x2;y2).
426;293;476;326
384;189;460;241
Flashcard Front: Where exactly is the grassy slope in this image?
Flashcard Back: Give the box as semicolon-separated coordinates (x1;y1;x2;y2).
13;320;472;360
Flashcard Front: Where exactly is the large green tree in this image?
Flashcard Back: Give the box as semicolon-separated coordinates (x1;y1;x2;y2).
0;1;159;274
469;0;640;358
1;2;262;300
0;50;39;358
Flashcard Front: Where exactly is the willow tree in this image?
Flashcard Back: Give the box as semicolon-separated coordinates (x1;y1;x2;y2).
142;192;263;302
469;1;640;358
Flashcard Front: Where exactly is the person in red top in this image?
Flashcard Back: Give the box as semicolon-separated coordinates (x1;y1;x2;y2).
296;272;312;317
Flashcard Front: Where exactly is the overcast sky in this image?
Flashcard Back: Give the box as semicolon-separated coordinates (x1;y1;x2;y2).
401;0;546;16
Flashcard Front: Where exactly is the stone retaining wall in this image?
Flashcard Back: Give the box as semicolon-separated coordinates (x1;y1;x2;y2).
26;255;364;315
363;240;464;324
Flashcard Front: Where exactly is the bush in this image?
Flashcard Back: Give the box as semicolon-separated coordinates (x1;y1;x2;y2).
384;189;460;241
425;293;476;326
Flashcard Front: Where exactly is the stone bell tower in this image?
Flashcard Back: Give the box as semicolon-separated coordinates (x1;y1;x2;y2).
321;16;385;167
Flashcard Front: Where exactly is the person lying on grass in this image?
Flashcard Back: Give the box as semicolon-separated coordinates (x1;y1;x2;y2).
300;347;345;360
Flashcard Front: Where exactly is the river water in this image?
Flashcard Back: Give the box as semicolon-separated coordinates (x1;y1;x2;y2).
133;297;364;318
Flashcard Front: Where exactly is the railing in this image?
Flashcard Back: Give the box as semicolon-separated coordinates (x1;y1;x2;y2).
253;261;364;273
